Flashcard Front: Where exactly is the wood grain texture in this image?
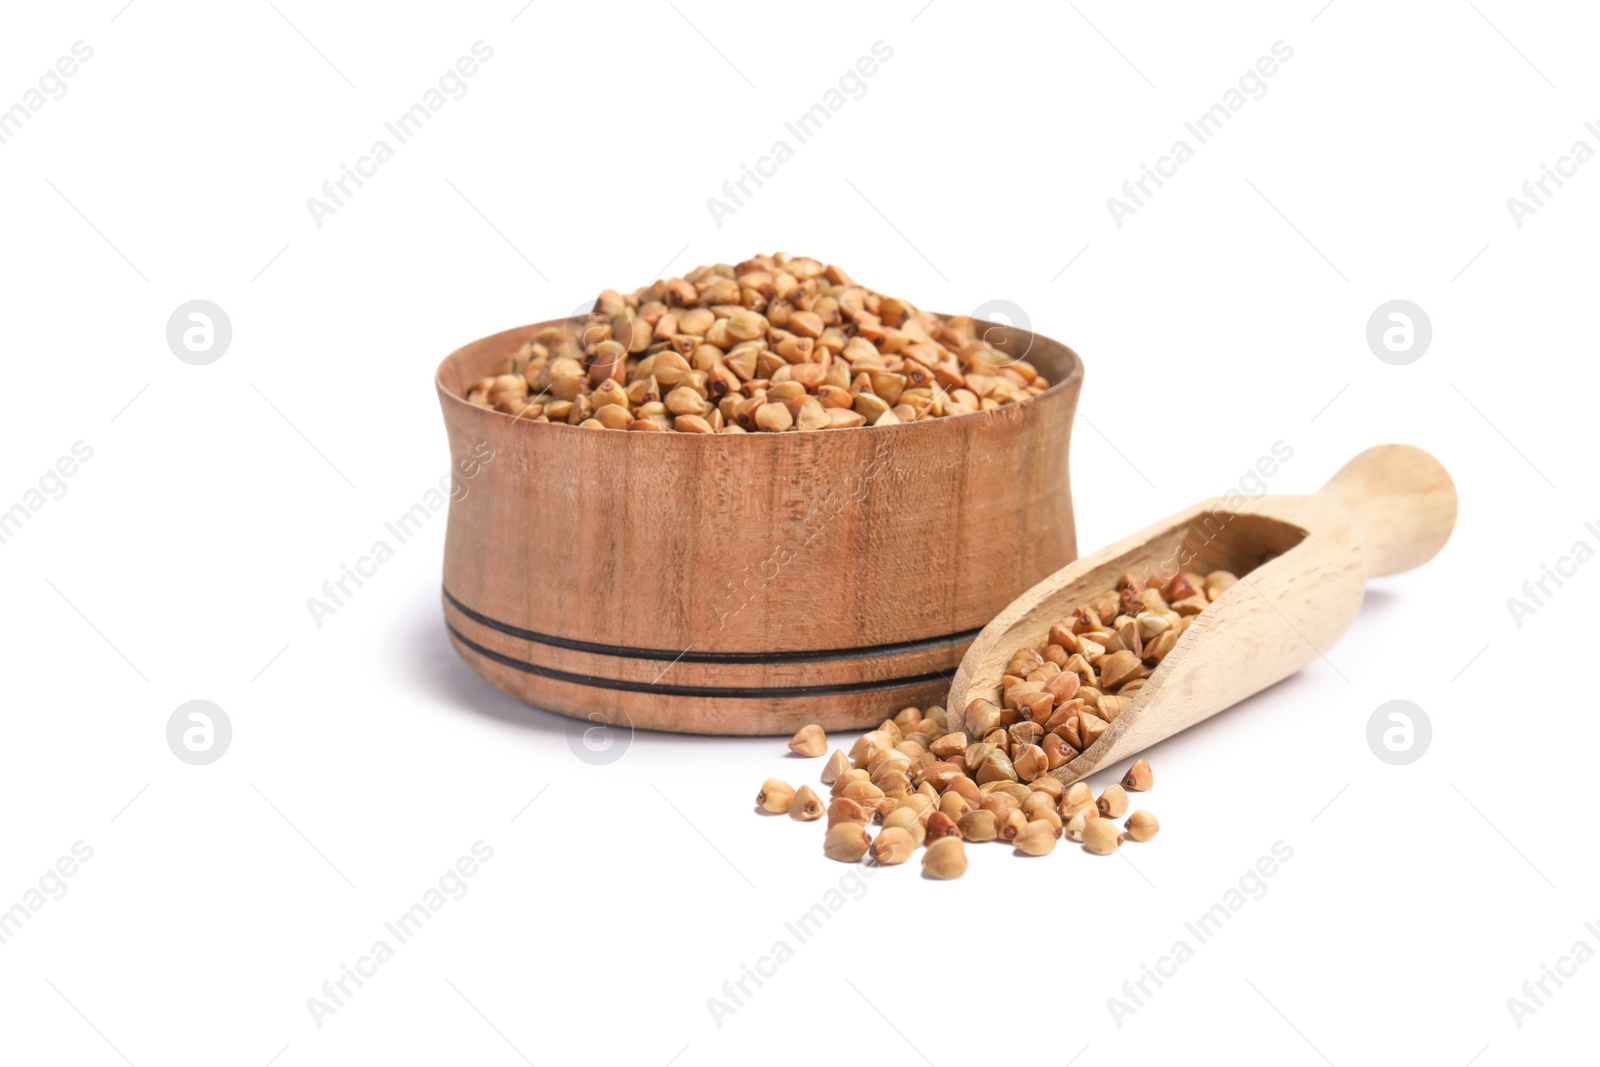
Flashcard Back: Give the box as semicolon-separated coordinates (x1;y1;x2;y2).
437;316;1084;734
946;445;1457;784
1319;444;1458;577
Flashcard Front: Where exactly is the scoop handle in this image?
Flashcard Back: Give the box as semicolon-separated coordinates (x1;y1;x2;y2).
1315;445;1457;578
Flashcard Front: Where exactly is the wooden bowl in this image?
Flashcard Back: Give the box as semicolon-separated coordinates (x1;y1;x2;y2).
436;315;1084;735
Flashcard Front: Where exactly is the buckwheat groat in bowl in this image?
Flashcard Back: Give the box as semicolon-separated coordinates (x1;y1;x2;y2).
436;252;1084;734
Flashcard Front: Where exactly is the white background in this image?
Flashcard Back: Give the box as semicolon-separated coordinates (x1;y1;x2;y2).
1;1;1595;1064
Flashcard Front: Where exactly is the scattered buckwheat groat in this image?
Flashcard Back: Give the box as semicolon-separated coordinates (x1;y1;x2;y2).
826;797;867;827
1098;783;1129;819
1083;817;1123;855
789;723;827;757
1123;759;1154;792
1014;820;1058;856
922;837;968;879
824;822;871;862
1125;810;1160;842
463;252;1053;431
789;785;824;821
870;828;917;865
757;779;795;814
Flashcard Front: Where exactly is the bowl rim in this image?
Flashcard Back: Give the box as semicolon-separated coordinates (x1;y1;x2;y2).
435;313;1084;439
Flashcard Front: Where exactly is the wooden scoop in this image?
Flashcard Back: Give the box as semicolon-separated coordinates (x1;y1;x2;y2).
946;445;1457;785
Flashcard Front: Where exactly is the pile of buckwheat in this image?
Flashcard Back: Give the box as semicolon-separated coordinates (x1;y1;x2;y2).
464;252;1051;432
758;567;1240;876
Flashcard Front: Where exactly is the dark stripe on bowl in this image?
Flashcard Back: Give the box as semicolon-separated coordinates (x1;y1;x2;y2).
446;625;952;699
444;586;980;665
